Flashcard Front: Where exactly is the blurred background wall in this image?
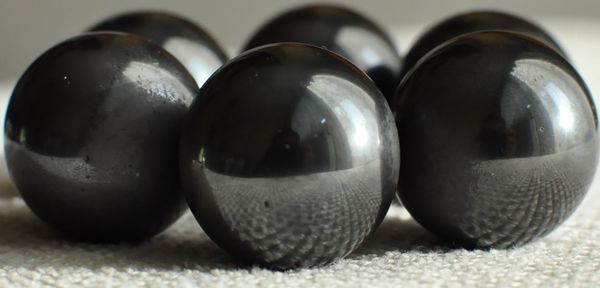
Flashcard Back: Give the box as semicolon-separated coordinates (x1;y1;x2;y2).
1;0;598;81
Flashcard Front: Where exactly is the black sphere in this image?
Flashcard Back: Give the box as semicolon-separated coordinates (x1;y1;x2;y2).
180;43;400;269
391;31;598;249
4;32;198;242
89;11;228;87
243;5;401;103
400;10;566;80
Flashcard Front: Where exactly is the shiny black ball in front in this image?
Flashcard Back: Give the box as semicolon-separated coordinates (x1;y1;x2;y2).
392;31;598;249
4;32;198;242
180;43;400;269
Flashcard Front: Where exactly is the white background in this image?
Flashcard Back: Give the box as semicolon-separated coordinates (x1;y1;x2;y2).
0;0;598;80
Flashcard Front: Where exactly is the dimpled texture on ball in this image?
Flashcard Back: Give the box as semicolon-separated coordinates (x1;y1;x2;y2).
4;32;198;242
180;43;400;269
392;31;598;249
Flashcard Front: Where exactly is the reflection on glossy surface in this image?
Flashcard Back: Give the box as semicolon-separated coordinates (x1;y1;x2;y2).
243;5;401;103
4;33;198;242
400;10;567;81
89;11;228;87
391;31;598;248
180;43;399;269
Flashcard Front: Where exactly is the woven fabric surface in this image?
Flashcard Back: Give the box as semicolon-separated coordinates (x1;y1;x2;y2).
0;18;599;287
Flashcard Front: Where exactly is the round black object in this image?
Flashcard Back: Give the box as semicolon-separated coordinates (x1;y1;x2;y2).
400;10;567;80
392;31;598;249
4;32;198;242
180;43;400;269
243;5;401;103
89;11;228;87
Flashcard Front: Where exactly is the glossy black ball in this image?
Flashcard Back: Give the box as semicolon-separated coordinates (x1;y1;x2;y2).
4;33;198;242
400;10;566;80
89;11;228;87
243;5;401;103
392;31;598;249
180;43;400;269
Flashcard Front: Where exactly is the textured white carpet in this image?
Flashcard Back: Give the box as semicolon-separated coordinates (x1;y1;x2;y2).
1;18;600;287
